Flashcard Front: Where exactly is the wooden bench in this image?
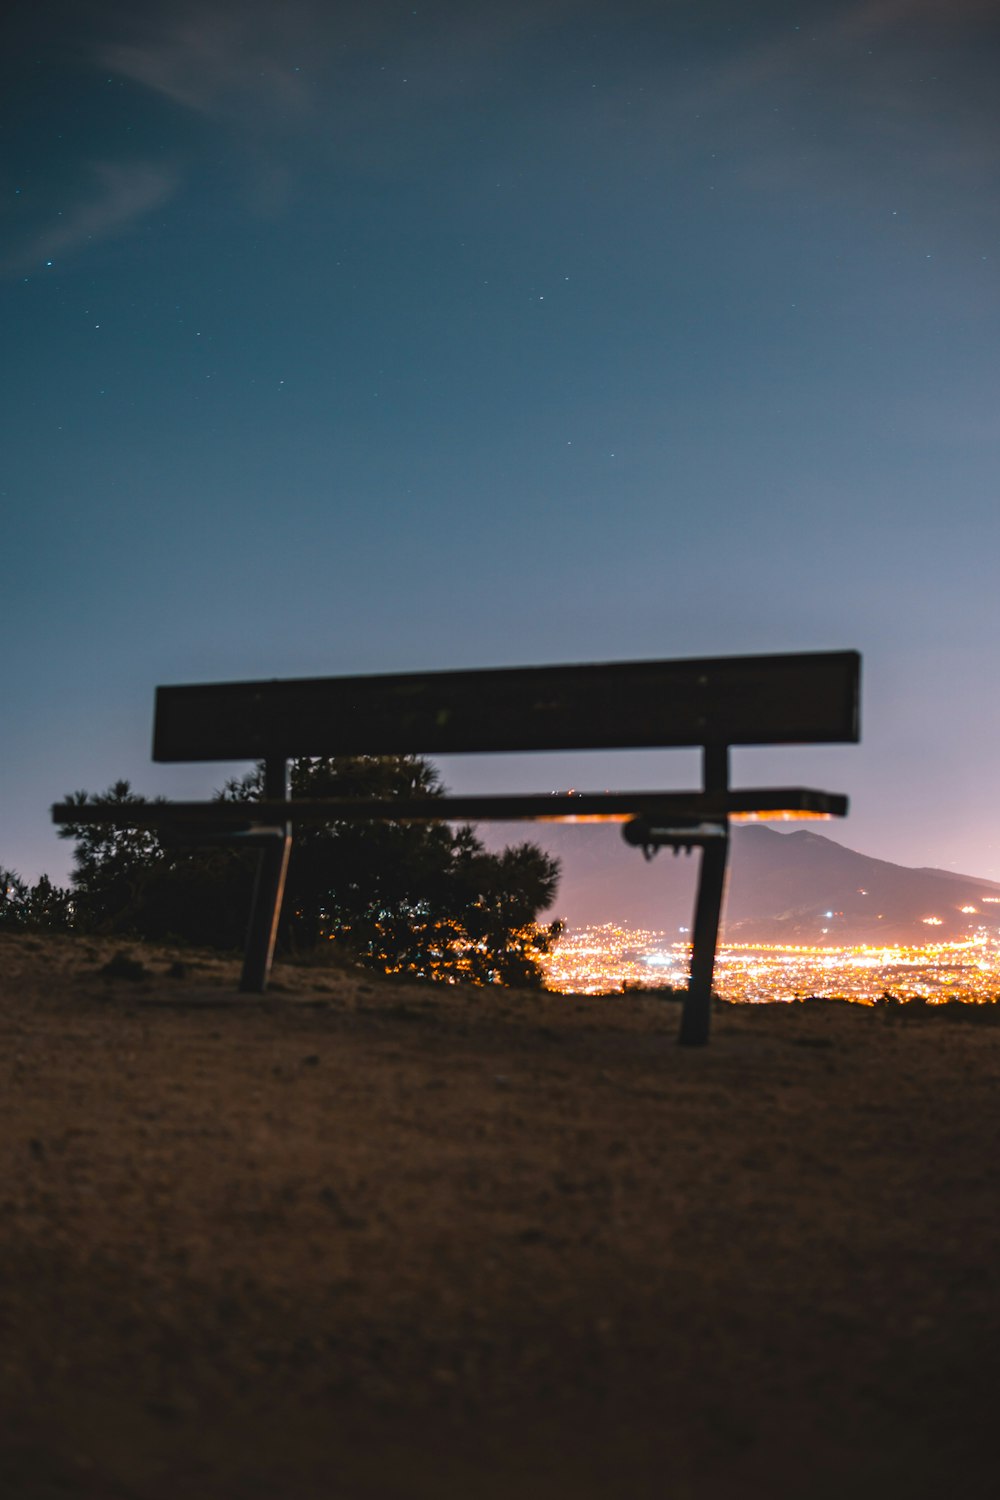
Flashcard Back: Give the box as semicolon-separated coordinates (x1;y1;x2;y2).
52;650;861;1044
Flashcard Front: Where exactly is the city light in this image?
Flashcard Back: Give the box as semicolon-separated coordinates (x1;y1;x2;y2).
542;924;1000;1003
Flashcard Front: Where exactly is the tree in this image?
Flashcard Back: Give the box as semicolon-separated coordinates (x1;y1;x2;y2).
58;756;562;986
0;868;74;931
222;755;562;984
58;781;165;929
58;781;261;948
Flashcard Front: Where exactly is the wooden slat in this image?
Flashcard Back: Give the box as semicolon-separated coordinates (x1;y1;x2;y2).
52;786;848;828
152;651;861;762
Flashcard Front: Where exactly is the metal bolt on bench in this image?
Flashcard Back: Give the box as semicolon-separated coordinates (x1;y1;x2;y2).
53;650;861;1045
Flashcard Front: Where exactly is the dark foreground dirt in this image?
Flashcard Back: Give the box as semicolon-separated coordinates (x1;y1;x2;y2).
1;932;999;1499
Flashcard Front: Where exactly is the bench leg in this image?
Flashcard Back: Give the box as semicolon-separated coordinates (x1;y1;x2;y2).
679;829;730;1047
240;833;292;992
240;757;291;994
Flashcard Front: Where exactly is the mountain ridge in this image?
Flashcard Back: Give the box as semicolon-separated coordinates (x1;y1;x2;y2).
722;826;1000;944
504;821;1000;944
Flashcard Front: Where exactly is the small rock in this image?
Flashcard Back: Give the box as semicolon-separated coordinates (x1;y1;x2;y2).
100;951;149;981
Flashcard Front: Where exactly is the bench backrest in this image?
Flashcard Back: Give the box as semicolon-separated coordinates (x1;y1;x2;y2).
152;651;860;763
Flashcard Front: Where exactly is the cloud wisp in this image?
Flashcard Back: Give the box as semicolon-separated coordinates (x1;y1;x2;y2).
98;0;324;128
3;160;178;276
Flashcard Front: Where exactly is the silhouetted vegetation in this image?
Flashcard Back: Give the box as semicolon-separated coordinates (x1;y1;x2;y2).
52;756;562;986
0;869;74;932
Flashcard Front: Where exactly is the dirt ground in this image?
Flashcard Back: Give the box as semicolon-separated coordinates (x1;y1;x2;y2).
1;932;998;1499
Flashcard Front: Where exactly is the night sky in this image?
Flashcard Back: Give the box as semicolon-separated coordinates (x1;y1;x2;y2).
4;0;1000;913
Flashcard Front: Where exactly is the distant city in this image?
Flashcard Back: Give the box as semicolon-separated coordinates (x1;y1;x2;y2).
527;823;1000;1001
543;923;1000;1003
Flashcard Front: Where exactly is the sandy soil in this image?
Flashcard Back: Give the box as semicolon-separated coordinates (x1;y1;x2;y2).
1;932;998;1499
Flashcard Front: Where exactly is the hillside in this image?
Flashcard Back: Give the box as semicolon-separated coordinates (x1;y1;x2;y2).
1;932;999;1498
